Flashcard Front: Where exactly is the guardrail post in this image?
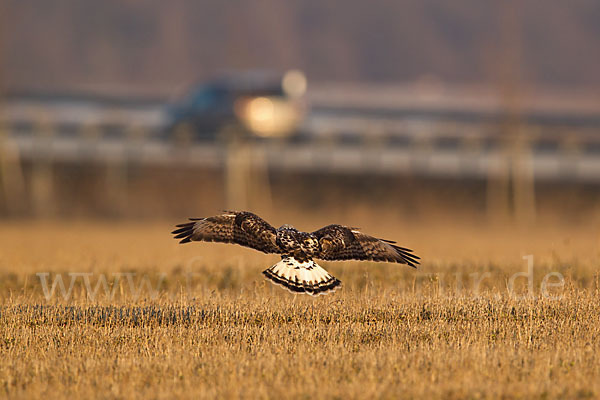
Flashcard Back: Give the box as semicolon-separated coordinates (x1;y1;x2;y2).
220;123;274;212
363;126;384;172
511;126;536;225
411;128;433;175
248;140;272;213
103;112;136;217
559;131;581;179
103;126;129;218
0;122;26;216
31;111;56;218
222;125;250;210
487;135;511;223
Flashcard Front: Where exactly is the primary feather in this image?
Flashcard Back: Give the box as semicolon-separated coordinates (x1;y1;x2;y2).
172;211;279;253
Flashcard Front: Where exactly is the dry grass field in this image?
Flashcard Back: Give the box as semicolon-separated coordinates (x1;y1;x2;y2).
1;215;599;399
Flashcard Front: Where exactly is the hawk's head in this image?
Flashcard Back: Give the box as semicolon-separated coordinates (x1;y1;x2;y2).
277;224;297;232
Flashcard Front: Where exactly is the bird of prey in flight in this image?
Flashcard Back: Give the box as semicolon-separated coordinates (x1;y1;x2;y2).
172;211;419;296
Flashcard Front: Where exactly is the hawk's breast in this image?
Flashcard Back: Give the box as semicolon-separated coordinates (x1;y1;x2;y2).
276;229;299;253
300;235;320;256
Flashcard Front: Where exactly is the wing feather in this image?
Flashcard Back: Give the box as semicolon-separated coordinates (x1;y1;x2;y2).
172;211;280;254
312;224;420;267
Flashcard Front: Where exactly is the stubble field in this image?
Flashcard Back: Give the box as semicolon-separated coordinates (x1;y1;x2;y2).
1;217;599;399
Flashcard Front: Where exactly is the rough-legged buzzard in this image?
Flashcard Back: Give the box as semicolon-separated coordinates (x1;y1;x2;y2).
172;211;419;296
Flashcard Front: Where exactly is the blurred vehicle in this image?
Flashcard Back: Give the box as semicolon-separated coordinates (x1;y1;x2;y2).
163;70;307;141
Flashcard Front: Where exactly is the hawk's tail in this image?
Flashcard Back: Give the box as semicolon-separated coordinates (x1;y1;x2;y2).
263;257;341;296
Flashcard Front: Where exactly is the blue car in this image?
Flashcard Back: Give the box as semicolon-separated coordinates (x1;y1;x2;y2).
164;71;306;141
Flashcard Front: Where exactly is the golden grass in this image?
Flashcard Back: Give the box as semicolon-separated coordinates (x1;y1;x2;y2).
1;218;599;399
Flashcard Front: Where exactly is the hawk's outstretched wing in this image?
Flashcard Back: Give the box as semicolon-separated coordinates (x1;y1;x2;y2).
312;225;420;267
172;211;280;254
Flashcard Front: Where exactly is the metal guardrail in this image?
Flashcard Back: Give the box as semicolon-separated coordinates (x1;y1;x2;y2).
1;98;600;183
2;128;600;182
1;99;599;220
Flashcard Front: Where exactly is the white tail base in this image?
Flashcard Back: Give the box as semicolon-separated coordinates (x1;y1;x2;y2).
263;257;341;296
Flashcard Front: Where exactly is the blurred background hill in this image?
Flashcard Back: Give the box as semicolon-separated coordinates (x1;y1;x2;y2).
3;0;600;94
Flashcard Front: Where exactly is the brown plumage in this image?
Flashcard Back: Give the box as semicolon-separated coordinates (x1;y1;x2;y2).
311;224;420;266
172;211;420;295
173;212;279;253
